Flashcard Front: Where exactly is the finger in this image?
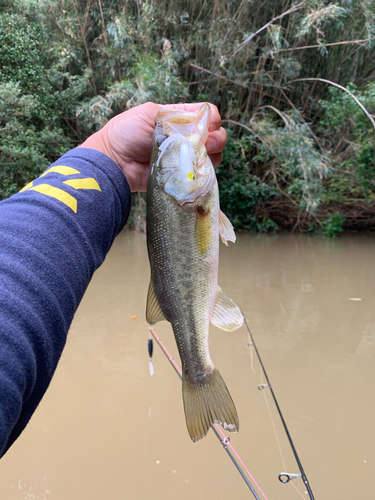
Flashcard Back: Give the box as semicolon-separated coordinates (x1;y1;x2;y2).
209;151;223;168
205;127;227;154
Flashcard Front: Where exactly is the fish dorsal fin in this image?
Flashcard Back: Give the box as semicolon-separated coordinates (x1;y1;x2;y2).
211;286;244;331
146;280;166;325
219;210;236;246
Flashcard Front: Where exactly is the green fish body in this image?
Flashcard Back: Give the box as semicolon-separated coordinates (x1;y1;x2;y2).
146;104;243;442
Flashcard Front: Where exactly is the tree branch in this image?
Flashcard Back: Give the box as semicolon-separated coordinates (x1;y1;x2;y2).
226;1;306;63
277;38;368;52
292;77;375;129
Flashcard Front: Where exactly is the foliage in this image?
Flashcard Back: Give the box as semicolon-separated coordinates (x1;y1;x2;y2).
309;211;346;236
250;109;329;212
0;82;47;198
295;3;347;42
216;130;278;232
319;83;375;203
77;47;188;135
0;10;88;198
2;0;375;233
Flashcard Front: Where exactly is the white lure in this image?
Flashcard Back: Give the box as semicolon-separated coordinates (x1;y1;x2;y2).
157;133;198;192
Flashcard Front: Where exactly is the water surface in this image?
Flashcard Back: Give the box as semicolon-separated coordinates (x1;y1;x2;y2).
1;232;374;500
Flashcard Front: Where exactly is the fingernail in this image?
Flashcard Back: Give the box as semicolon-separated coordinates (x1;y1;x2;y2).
206;137;217;152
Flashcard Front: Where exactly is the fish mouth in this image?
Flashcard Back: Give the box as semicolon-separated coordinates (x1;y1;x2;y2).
155;103;211;144
152;104;216;204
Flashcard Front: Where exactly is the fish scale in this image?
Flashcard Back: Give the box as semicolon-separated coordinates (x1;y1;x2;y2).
148;179;216;375
146;104;244;442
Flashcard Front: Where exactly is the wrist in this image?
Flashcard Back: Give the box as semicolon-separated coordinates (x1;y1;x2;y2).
78;130;113;163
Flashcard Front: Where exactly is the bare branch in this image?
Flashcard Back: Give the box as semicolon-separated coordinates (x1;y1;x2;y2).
292;77;375;129
221;119;264;143
277;39;368;52
98;0;108;46
190;64;249;89
190;63;288;91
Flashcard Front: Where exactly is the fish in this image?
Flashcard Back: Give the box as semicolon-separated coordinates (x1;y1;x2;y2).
146;103;244;442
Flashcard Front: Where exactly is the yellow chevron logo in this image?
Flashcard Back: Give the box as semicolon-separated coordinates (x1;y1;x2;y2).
20;165;102;213
63;178;101;191
40;166;81;177
30;184;78;212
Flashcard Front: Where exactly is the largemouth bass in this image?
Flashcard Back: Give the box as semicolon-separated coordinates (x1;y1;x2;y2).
146;104;244;442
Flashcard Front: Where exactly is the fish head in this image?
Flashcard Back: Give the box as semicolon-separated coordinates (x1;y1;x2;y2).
152;103;216;204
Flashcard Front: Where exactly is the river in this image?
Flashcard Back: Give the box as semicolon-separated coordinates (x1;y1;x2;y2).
0;231;374;500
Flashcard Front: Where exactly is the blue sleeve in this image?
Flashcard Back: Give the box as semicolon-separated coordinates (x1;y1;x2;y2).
0;148;131;456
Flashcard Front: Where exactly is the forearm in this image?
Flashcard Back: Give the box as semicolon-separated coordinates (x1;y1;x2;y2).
0;148;131;456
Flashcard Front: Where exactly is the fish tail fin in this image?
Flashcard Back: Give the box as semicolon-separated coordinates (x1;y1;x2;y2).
182;368;239;443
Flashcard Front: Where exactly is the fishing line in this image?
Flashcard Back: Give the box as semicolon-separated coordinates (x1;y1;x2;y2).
148;326;268;500
241;311;316;500
260;387;306;500
254;340;306;498
241;327;306;499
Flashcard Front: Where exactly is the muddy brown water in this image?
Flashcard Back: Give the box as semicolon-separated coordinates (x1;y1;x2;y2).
0;231;374;500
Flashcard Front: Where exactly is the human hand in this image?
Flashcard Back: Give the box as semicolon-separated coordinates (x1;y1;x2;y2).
78;102;227;192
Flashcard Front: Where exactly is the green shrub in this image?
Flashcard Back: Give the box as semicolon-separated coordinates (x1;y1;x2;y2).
77;50;189;135
217;130;278;232
0;11;89;198
319;84;375;202
250;109;329;213
309;212;346;237
0;82;55;197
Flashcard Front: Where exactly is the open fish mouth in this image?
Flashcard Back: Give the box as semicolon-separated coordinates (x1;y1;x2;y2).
152;104;216;205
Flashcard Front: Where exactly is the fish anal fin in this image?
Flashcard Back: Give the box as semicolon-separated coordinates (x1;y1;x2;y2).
146;279;166;325
182;368;239;443
211;286;244;331
219;210;236;246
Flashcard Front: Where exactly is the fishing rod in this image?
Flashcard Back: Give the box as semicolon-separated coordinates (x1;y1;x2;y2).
242;312;316;500
148;326;268;500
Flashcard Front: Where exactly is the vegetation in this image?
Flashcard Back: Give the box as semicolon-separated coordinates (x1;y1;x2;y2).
2;0;375;234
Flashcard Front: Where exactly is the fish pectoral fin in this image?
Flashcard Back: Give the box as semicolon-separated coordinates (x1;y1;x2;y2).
182;368;239;443
211;286;244;331
219;210;236;246
146;280;166;325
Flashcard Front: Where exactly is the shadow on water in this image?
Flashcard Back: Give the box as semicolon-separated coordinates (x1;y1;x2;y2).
1;231;374;499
